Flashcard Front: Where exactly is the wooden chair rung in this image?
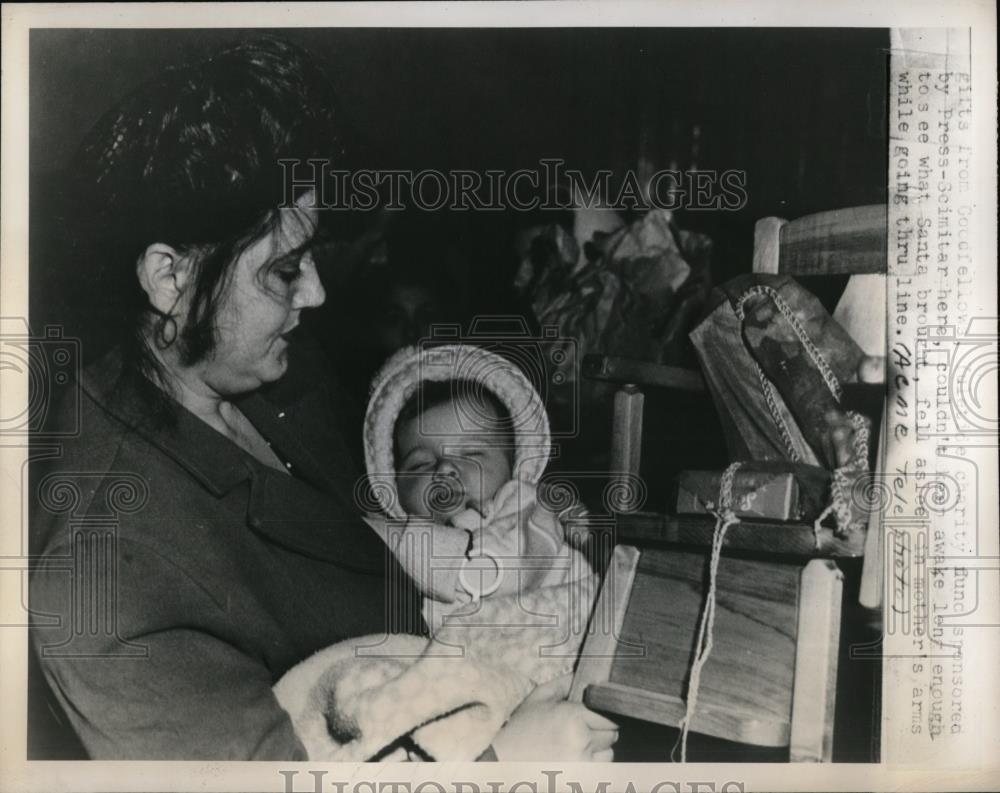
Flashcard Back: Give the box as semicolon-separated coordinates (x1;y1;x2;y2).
583;354;706;393
569;545;641;703
789;559;844;762
583;681;790;747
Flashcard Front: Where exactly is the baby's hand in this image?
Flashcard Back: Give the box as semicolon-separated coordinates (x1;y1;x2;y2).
449;507;485;531
492;674;619;761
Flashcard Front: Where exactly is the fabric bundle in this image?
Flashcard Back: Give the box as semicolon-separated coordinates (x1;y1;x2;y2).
274;574;599;761
514;208;712;411
690;273;874;537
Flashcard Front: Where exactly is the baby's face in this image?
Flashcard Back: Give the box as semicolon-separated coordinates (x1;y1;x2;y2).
395;394;513;523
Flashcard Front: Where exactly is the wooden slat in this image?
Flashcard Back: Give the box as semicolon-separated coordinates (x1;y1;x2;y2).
789;559;844;761
610;512;867;558
859;410;888;609
778;205;887;276
610;386;645;495
608;550;799;746
568;544;641;703
753;216;786;274
833;273;887;357
583;354;706;393
584;681;790;747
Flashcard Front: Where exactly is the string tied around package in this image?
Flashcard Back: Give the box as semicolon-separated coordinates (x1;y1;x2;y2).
671;460;743;763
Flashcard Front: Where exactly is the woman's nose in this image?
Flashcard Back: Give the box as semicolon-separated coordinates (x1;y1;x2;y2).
292;255;326;309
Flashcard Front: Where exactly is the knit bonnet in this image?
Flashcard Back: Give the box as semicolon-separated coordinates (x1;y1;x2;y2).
363;344;551;520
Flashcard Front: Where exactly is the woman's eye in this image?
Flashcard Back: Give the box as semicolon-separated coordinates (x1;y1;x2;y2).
274;265;301;284
267;253;305;286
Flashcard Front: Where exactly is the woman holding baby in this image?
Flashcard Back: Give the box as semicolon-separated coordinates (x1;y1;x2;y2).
29;37;616;761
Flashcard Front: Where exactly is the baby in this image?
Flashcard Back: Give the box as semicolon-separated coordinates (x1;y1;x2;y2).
363;344;590;633
394;379;515;529
274;346;600;761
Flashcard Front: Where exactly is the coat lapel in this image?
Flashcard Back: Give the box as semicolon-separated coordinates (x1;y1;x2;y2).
243;465;386;573
238;387;361;512
82;346;386;573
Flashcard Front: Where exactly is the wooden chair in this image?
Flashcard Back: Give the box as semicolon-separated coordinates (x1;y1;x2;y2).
571;545;843;761
753;204;887;608
572;205;887;761
754;204;886;359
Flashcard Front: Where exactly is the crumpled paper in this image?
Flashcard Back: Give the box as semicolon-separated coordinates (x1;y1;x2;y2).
514;209;712;410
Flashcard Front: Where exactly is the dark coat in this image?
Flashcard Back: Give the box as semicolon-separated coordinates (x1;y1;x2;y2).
29;340;424;759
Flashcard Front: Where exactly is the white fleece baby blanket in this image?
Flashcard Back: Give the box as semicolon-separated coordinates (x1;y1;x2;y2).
274;574;598;761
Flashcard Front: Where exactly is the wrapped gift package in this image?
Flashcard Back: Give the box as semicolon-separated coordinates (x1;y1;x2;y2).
676;462;831;522
690;273;866;469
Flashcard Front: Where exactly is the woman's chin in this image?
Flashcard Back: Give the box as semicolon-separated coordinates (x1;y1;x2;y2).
223;356;288;395
259;348;291;382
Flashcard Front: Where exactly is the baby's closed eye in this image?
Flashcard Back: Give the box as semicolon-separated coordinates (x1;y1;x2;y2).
400;451;436;473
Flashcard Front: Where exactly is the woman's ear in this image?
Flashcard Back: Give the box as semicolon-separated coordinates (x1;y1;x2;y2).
136;244;193;315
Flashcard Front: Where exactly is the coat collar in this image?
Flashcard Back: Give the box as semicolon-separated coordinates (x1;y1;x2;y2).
80;350;253;496
79;345;386;572
80;343;363;506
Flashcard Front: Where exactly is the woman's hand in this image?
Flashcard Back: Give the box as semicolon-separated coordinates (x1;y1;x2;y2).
491;674;619;762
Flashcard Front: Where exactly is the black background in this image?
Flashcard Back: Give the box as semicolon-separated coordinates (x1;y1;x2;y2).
30;27;888;337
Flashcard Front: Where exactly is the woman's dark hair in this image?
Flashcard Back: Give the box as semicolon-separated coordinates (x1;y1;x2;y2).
72;36;346;424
